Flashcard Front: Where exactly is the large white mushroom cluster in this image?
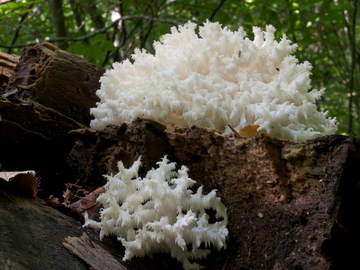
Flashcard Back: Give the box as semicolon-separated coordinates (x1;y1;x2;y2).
83;156;228;270
90;21;337;141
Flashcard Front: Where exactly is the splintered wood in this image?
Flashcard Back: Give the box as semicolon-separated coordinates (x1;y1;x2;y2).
63;233;127;270
0;51;19;85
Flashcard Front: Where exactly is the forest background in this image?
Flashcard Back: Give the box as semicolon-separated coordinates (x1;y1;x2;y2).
0;0;358;137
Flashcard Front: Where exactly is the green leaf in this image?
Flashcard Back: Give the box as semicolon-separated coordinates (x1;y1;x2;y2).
101;40;115;51
67;43;90;57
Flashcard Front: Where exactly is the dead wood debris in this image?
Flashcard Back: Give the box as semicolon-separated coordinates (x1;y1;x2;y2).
62;232;127;270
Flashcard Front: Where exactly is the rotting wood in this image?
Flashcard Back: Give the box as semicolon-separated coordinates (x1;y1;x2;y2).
0;194;92;270
0;42;104;197
5;42;105;125
66;118;360;270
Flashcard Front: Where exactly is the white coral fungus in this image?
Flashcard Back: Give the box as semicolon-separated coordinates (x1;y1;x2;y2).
83;156;228;270
90;21;337;141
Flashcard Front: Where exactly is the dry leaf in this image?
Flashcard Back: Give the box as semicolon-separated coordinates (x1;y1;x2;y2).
43;195;63;208
70;187;105;222
0;170;37;197
63;183;90;205
43;186;104;222
239;125;262;137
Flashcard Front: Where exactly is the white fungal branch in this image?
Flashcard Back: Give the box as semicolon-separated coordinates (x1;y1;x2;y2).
83;156;228;270
90;21;337;141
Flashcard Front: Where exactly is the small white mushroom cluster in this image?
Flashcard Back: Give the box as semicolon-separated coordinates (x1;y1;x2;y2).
83;156;228;270
90;21;337;141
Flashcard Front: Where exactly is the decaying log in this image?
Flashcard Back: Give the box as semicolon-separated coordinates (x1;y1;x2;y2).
66;118;360;270
0;194;93;270
0;42;105;196
0;190;183;270
5;42;105;125
63;233;127;270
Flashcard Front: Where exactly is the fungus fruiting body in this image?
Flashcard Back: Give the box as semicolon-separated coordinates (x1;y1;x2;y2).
83;156;228;270
90;21;337;141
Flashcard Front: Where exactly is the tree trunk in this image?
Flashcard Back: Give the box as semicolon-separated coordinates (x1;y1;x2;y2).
48;0;68;49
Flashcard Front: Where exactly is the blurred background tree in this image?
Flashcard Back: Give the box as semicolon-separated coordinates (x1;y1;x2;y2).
0;0;358;136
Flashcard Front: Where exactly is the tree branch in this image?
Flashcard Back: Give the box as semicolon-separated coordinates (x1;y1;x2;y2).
0;15;180;50
7;2;34;53
208;0;227;22
48;0;68;49
0;1;46;45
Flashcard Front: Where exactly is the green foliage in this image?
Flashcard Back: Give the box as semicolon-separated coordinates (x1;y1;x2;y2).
0;0;40;21
0;0;358;137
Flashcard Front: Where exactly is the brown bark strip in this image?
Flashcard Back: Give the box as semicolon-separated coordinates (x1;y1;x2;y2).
0;51;19;85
